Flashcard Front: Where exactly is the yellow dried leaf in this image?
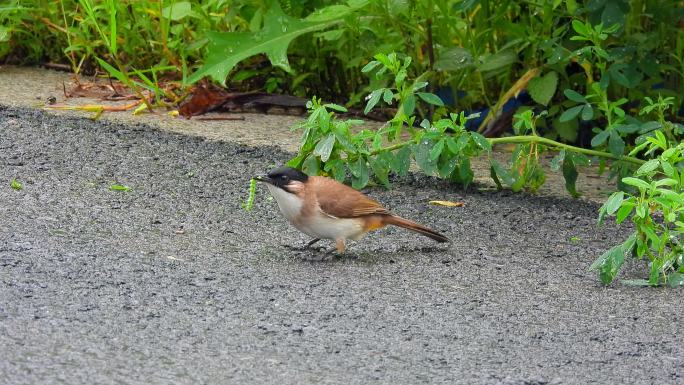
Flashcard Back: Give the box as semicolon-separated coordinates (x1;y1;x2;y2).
429;200;465;207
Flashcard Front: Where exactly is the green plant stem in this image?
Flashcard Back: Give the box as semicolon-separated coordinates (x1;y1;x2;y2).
369;135;646;165
369;139;414;156
488;136;645;165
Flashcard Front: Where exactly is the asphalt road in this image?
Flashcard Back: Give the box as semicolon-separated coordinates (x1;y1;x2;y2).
1;106;681;385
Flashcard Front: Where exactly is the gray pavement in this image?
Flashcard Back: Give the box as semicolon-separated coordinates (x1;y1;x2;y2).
1;106;682;385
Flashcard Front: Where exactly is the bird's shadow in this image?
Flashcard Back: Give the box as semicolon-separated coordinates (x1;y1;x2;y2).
280;242;447;262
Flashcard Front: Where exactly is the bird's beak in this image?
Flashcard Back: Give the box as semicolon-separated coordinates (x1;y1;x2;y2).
254;174;273;184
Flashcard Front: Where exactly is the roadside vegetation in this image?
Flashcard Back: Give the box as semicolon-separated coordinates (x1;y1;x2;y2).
2;0;682;286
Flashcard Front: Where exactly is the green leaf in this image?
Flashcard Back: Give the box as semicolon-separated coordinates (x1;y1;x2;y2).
608;130;625;156
562;157;580;198
550;149;566;172
490;159;513;187
110;184;131;192
438;155;459;179
635;159;659;175
458;157;474;189
324;159;346;182
526;165;546;193
391;146;411;177
661;147;677;160
568;152;589;166
302;154;320;176
412;82;429;92
430;139;445;160
382;89;394;105
563;89;587;103
402;94;416;116
372;132;383;150
361;60;380;73
162;1;195;21
555;118;578;142
395;69;407;86
528;71;558;106
622;177;651;191
306;3;361;22
95;57;127;84
598;72;610;88
434;47;474;71
446;135;470;155
470;132;491;152
187;3;366;84
10;179;22;190
601;2;627;29
661;177;682;190
369;156;390;188
248;7;263;31
417;92;444;106
413;141;437;175
640;223;660;248
333;132;355;154
604;191;624;215
559;105;583;122
590;244;625;284
636;203;647;218
490;164;503;189
614;124;639;134
666;212;676;223
639;121;661;134
580;104;594;121
350;157;369;189
652;130;668;149
591;234;636;285
0;26;9;43
313;134;336;162
591;129;610;147
571;19;588;36
445;137;459;154
657;188;682;202
364;89;383;114
479;50;517;72
649;258;662;285
324;103;347;112
615;202;634;224
666;272;684;288
287;153;306;169
315;29;344;41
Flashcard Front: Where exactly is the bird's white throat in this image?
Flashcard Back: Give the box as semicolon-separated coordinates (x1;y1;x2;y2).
266;184;303;221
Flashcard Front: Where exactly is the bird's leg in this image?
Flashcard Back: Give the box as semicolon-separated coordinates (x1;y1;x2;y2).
319;239;345;256
335;239;346;254
305;238;321;249
295;239;345;261
284;238;321;251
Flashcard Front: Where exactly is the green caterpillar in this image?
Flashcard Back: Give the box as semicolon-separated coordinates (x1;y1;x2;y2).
242;178;257;211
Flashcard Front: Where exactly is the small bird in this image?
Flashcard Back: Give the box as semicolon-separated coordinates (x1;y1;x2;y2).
255;166;449;254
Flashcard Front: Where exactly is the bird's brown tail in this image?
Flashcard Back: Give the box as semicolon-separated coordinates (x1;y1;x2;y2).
382;215;449;243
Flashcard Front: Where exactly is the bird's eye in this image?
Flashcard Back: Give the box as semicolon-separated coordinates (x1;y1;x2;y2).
281;175;289;180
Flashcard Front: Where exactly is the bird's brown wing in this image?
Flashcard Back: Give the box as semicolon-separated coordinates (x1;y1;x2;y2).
311;176;389;218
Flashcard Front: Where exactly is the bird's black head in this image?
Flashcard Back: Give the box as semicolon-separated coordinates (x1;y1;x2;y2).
255;166;309;190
